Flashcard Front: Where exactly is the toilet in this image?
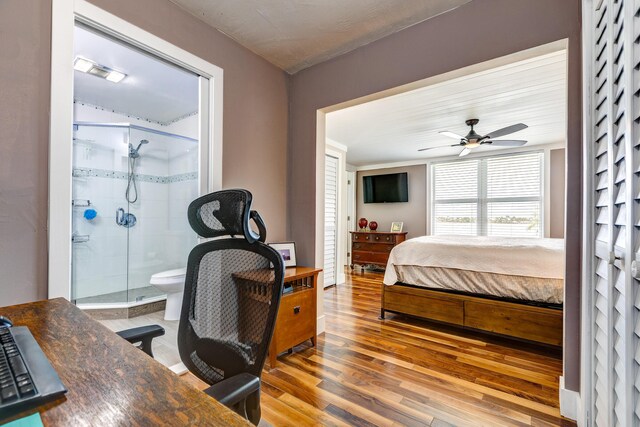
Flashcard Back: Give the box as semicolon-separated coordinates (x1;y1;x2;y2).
150;267;187;321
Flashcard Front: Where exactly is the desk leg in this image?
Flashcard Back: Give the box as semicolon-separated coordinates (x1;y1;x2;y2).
311;334;316;347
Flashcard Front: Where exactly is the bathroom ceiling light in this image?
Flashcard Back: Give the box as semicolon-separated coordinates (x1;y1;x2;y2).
105;71;126;83
73;56;127;83
73;57;94;73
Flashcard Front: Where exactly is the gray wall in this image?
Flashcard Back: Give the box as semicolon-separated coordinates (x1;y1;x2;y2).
289;0;582;390
550;149;566;239
0;0;289;306
0;1;52;306
357;165;427;239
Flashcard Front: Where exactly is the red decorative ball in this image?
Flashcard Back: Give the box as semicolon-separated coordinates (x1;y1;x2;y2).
369;221;378;231
358;218;368;229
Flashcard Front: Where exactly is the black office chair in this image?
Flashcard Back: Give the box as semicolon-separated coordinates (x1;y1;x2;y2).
119;189;284;425
183;189;284;424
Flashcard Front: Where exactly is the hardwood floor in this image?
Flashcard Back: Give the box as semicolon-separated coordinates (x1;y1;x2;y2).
187;269;576;426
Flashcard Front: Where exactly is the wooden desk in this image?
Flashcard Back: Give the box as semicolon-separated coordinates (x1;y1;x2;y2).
0;298;249;426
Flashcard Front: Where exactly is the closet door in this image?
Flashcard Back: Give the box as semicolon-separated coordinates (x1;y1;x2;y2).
324;154;339;288
584;0;639;425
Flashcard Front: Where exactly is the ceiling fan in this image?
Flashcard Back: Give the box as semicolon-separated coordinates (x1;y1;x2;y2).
419;119;528;157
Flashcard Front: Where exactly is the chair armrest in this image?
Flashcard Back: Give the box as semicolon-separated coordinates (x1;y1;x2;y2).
203;372;260;407
116;325;165;357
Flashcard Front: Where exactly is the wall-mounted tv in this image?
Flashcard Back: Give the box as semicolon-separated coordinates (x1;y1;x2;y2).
363;172;408;203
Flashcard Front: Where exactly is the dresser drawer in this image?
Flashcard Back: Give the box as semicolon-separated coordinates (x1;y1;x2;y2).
352;242;393;253
352;233;397;242
352;251;390;265
273;289;315;351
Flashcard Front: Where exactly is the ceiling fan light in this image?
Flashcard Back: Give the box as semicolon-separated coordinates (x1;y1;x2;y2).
465;142;480;148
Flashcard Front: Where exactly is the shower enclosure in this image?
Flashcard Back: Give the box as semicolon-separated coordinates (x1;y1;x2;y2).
72;123;199;306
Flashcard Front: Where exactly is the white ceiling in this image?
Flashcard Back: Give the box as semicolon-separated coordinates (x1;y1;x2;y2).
168;0;471;73
73;26;198;124
326;50;568;166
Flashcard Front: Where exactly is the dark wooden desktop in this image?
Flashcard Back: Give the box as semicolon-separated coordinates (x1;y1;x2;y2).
0;298;249;426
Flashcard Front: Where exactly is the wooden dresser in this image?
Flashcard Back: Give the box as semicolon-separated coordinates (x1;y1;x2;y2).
350;231;407;270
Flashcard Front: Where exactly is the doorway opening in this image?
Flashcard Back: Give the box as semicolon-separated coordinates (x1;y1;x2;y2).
49;1;223;308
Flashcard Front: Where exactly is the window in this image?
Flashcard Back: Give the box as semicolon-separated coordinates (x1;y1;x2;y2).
431;152;543;237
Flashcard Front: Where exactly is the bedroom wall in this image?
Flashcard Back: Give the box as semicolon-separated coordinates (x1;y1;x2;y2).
0;0;289;306
289;0;582;391
356;165;427;239
356;148;566;240
550;148;566;239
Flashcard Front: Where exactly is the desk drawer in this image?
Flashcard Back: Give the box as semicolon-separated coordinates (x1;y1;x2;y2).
273;289;315;351
352;242;393;253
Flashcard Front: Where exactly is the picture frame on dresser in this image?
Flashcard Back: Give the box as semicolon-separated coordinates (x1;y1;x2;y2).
269;242;297;267
390;222;404;232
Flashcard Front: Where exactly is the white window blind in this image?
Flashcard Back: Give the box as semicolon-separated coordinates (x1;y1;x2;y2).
432;152;543;237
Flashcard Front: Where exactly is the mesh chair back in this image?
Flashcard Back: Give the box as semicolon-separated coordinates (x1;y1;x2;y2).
179;190;284;384
187;189;266;243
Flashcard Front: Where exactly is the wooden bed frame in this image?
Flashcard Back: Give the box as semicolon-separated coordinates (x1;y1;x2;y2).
381;283;562;346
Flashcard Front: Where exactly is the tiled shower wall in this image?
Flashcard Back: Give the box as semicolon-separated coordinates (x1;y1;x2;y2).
72;112;198;301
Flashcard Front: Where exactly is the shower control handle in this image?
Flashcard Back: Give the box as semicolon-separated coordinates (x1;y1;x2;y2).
116;208;137;228
116;208;126;226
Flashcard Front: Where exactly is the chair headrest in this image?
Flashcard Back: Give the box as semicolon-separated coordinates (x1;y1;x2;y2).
187;189;267;243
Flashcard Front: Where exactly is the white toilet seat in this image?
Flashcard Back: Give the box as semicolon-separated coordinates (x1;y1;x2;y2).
150;267;186;286
150;267;187;321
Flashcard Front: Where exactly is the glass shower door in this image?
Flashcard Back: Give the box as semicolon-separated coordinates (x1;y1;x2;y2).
71;124;130;304
125;127;199;304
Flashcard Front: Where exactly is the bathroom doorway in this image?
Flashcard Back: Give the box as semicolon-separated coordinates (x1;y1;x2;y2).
49;1;223;309
70;25;201;309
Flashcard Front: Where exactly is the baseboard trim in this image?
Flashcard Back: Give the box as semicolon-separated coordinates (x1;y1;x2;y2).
559;376;579;421
317;314;326;334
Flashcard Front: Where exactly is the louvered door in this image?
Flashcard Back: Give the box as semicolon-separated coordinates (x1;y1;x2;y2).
584;0;640;425
324;154;339;288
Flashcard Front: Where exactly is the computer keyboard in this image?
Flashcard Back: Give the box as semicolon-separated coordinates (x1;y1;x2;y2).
0;326;66;418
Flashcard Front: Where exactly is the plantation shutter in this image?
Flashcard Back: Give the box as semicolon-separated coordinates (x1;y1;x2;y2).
324;154;339;288
630;0;640;423
584;0;639;425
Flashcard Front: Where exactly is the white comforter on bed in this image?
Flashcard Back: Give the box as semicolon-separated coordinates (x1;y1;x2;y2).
383;235;565;285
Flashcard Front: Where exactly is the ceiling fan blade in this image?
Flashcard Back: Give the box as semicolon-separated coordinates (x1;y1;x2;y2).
439;131;466;140
484;123;528;139
486;139;528;147
418;144;460;152
459;147;471;157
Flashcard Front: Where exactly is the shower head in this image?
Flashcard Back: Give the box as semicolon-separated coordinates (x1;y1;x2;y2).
129;139;149;158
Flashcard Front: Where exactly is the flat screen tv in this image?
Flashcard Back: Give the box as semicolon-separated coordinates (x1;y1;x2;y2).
363;172;408;203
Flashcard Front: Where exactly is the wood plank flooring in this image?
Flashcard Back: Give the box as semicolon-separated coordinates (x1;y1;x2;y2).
187;270;576;426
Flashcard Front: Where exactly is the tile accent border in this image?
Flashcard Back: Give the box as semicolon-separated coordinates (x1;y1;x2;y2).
73;167;197;183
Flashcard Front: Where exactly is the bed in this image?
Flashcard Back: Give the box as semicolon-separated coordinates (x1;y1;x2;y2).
380;235;564;346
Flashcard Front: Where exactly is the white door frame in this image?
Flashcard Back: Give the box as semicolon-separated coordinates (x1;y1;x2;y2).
346;170;356;267
49;0;224;299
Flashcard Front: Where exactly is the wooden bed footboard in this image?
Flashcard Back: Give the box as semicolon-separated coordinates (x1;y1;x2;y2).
381;283;562;346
